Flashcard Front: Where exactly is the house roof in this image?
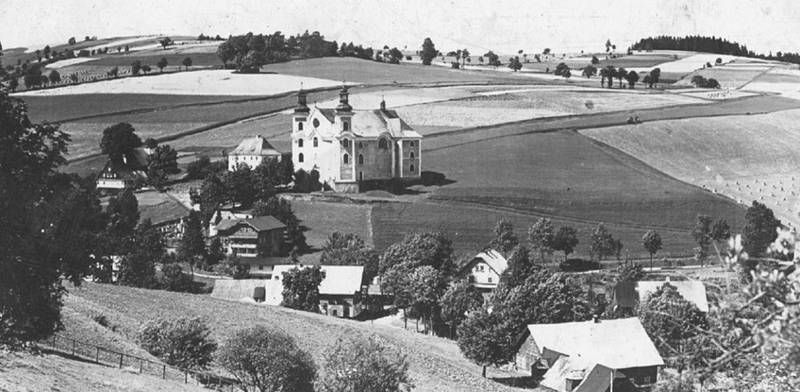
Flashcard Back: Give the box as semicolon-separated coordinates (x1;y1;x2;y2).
99;148;150;182
271;264;364;296
469;249;508;275
216;216;286;234
526;317;664;370
540;356;617;392
637;280;709;312
138;199;189;226
229;136;281;157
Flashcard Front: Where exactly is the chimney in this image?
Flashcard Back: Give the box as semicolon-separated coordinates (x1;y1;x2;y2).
593;315;600;323
380;97;386;111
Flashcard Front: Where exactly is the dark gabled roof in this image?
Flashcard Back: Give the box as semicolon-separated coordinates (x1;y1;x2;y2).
318;108;336;123
216;216;286;234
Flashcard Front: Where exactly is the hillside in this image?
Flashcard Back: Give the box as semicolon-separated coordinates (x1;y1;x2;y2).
62;282;528;392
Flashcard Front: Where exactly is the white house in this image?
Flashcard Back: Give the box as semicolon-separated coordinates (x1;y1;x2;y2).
459;250;508;293
227;135;282;171
291;87;422;192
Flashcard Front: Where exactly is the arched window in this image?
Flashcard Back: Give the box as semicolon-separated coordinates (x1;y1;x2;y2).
342;139;350;148
298;121;304;131
312;118;320;128
298;138;304;147
358;154;364;164
410;151;415;159
378;138;388;150
343;120;349;131
410;164;415;172
313;137;318;147
343;154;349;164
410;141;415;147
298;153;304;163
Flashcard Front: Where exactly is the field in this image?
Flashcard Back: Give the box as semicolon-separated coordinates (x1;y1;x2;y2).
60;122;210;158
580;109;800;227
61;282;528;392
420;128;746;234
675;65;772;89
290;199;374;251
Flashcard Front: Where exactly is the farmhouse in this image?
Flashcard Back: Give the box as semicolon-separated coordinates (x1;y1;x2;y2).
96;148;149;190
271;264;365;318
213;216;285;258
459;249;507;293
227;135;282;171
137;197;189;251
515;317;663;389
291;87;422;192
637;279;709;312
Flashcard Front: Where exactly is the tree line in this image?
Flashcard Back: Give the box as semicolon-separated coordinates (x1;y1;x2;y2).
632;35;800;65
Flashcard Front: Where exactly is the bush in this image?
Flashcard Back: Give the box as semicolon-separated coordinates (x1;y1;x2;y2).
450;61;460;69
218;325;316;392
93;314;110;328
160;263;195;292
138;317;217;369
318;336;412;392
559;258;601;272
186;155;225;180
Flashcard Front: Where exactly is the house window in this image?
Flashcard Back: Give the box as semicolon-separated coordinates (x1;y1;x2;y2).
332;309;338;317
313;118;320;128
409;141;415;147
298;122;304;131
258;265;264;270
488;276;493;283
313;137;318;147
343;120;349;131
298;153;304;162
298;138;304;147
358;154;364;164
410;164;415;172
343;154;349;164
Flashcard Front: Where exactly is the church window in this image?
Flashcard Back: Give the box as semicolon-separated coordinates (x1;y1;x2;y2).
358;142;363;148
410;151;415;159
410;164;415;172
358;154;364;164
298;153;304;163
343;154;349;164
313;137;318;147
298;138;303;147
410;141;415;147
298;121;304;131
378;138;388;149
343;120;349;131
312;118;320;128
342;139;350;148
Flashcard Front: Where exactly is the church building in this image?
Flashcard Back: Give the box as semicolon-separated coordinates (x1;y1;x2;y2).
291;87;422;192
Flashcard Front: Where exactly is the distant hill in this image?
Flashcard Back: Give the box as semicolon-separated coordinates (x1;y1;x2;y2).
631;35;800;64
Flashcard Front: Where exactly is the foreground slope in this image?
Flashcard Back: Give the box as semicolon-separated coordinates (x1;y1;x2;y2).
63;283;526;392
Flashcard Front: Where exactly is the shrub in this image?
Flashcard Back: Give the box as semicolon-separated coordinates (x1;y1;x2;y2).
558;258;601;272
218;325;316;392
318;336;412;392
138;317;217;369
450;61;460;69
93;314;110;328
160;263;195;292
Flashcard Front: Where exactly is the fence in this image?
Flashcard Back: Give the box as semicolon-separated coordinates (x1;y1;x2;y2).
38;333;242;391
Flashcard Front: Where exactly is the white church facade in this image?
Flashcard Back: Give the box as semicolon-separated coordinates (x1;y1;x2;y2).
291;87;422;192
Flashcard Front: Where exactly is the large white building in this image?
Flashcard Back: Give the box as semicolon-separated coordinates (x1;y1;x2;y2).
291;87;422;192
227;135;282;171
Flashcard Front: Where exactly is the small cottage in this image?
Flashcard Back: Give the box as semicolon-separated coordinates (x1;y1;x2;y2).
96;148;149;190
271;264;365;318
459;249;508;293
214;216;285;258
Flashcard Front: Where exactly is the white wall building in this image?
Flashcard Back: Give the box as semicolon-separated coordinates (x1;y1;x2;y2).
291;87;422;192
227;135;282;171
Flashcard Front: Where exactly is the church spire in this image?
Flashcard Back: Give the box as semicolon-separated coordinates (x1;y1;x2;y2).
294;85;309;113
336;84;352;113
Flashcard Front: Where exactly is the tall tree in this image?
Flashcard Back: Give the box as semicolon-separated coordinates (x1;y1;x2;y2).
439;279;484;338
105;188;140;251
552;226;579;260
407;266;446;334
159;37;173;50
528;218;555;262
590;223;617;261
118;219;161;288
692;215;713;267
742;201;781;258
145;144;179;188
100;123;142;163
178;211;206;276
182;57;192;71
457;309;515;377
48;70;61;84
222;164;256;207
318;336;411;392
642;230;663;270
157;57;168;72
489;219;518;255
420;37;437;65
281;265;325;312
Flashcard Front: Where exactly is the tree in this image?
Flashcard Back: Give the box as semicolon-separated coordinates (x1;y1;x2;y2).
489;219;518;255
616;67;627;88
217;40;236;67
191;174;226;223
507;56;522;72
743;201;781;258
157;57;168;72
160;263;195;292
499;245;537;289
590;223;617;261
223;164;257;207
457;309;514;377
252;197;308;254
159;37;173;50
141;64;151;74
68;37;76;45
552;226;579;260
100;123;142;163
642;230;663;270
483;51;501;66
319;336;411;392
638;283;707;368
420;38;437;65
591;55;600;64
649;68;661;87
625;70;640;88
204;237;226;270
320;232;379;282
138;317;217;369
439;279;484;338
182;57;192;71
218;326;316;392
554;62;570;76
407;266;446;333
131;60;142;75
145;144;179;188
108;66;119;78
281;265;325;312
582;64;597;78
118;220;161;288
178;211;206;275
105;188;140;247
1;91;103;343
692;215;713;267
528;218;555;261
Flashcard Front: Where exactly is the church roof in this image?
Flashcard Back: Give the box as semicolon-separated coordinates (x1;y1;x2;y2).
310;107;421;139
230;136;281;157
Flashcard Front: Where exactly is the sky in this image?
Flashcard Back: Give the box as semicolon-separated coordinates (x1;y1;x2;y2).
1;0;799;55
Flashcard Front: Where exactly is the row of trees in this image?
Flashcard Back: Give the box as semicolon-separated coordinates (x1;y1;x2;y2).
631;35;800;65
138;317;411;392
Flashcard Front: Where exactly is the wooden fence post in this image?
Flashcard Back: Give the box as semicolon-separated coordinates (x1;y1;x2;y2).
185;371;188;383
162;364;166;379
95;347;100;363
139;359;143;374
119;353;123;368
72;340;76;356
52;335;57;347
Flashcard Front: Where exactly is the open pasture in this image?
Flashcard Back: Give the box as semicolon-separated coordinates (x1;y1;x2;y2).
59;121;209;158
168;114;292;152
742;68;800;100
581;109;800;227
675;65;772;89
290;199;374;250
422;128;745;232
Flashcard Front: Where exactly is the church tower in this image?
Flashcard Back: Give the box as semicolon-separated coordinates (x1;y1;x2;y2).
334;85;353;134
292;89;309;133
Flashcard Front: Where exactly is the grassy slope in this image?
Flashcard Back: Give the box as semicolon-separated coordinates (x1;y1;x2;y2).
0;352;208;392
63;283;527;392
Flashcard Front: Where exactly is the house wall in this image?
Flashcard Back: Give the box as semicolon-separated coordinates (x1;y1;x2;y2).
354;139;393;180
400;139;421;178
339;138;354;181
515;334;541;374
466;260;501;287
96;178;128;189
228;154;280;172
618;366;658;386
320;295;357;318
292;112;339;185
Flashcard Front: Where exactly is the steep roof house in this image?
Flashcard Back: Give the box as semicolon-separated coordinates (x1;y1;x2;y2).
96;148;149;190
213;216;286;259
459;249;508;293
515;317;664;390
227;135;282;171
271;264;365;318
291;87;422;192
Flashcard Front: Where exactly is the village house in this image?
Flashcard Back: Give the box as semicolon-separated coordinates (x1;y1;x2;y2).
515;317;664;390
212;216;285;258
227;135;282;171
459;249;508;294
291;87;422;192
96;148;149;190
